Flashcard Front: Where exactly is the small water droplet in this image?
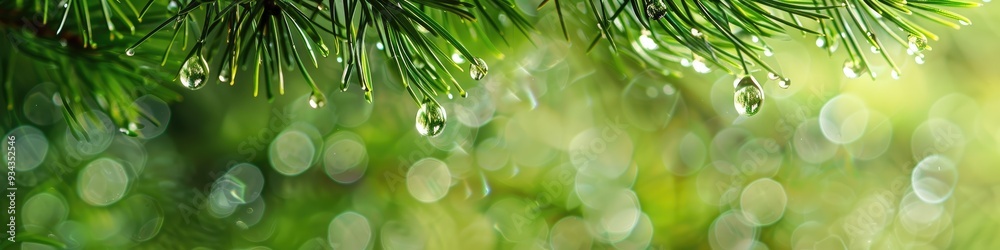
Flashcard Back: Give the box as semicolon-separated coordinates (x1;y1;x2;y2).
166;0;178;12
376;42;384;50
915;54;926;65
767;72;779;80
680;58;691;67
815;37;826;48
907;34;930;52
763;46;773;57
751;36;760;43
733;76;764;116
415;99;447;137
959;20;970;26
645;0;668;20
778;78;791;89
336;57;343;63
125;48;135;56
179;55;209;90
59;0;68;8
412;58;425;69
690;28;703;38
870;46;880;53
692;56;710;74
891;70;900;80
842;60;867;79
308;92;326;109
219;68;230;83
470;58;488;80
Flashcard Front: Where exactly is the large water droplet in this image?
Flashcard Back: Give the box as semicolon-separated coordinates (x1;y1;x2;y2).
179;55;209;90
842;60;867;79
733;76;764;116
469;58;488;80
415;100;447;137
308;92;326;109
645;0;668;20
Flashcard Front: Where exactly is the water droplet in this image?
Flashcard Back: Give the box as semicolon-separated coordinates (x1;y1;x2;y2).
412;58;425;69
336;57;343;63
870;46;880;53
125;48;135;56
891;70;900;80
469;58;488;80
959;20;970;26
907;34;930;52
376;42;384;50
415;99;447;137
779;78;791;89
751;36;760;43
219;68;230;83
645;0;668;20
915;54;926;65
638;31;658;50
308;92;326;109
733;76;764;116
690;28;703;38
763;45;773;57
118;122;143;137
842;60;867;79
767;72;779;80
451;53;465;64
815;37;826;48
59;0;68;8
680;58;691;67
692;56;711;74
179;55;209;90
166;0;178;12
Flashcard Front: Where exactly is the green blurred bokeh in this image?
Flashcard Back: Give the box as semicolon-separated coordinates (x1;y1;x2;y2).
3;1;1000;249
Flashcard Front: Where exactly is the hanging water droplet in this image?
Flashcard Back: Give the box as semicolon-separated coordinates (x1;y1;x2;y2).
915;54;926;65
690;28;703;38
376;42;384;50
336;57;343;63
166;0;179;13
680;58;691;67
828;39;839;53
767;72;780;80
645;0;668;20
891;70;900;80
308;92;326;109
959;20;970;26
733;76;764;116
691;56;710;74
415;99;447;137
870;46;880;53
778;78;791;89
907;34;930;52
751;36;760;43
179;55;209;90
763;45;774;57
452;53;465;64
470;58;488;80
815;37;826;48
118;122;144;137
125;48;135;56
59;0;69;8
219;68;230;83
842;60;867;79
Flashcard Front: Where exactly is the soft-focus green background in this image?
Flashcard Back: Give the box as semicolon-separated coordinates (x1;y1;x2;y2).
4;1;1000;249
